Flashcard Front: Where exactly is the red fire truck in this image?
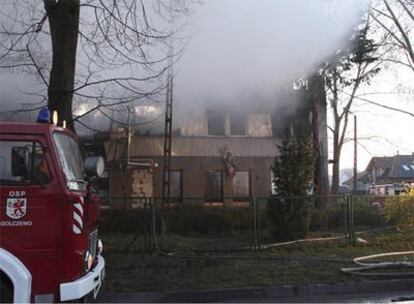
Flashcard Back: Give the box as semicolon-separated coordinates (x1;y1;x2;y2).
0;118;105;302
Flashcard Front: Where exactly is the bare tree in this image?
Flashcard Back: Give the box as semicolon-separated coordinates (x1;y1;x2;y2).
324;18;382;195
0;0;193;131
371;0;414;72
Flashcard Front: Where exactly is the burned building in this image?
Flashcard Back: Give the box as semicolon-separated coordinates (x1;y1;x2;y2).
104;110;280;208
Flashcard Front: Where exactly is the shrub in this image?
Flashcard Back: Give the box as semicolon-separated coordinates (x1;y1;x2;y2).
267;196;312;241
352;199;386;228
168;206;251;235
267;123;314;241
309;203;344;235
384;188;414;231
99;205;254;235
99;208;152;234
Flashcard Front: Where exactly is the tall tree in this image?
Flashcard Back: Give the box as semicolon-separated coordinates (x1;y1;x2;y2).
268;122;314;241
371;0;414;72
45;0;79;130
324;19;381;194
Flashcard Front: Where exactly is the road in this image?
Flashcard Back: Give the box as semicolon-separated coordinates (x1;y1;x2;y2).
96;278;414;303
97;290;414;303
224;291;414;303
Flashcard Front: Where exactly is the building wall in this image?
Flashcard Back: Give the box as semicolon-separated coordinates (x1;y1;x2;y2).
105;110;279;208
105;136;279;160
109;156;274;208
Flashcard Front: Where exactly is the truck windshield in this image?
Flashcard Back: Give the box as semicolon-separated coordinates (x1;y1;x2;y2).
53;133;86;191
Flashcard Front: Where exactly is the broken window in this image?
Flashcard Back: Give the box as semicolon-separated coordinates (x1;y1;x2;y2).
247;113;273;137
233;171;250;201
230;113;247;136
207;111;226;136
205;171;223;201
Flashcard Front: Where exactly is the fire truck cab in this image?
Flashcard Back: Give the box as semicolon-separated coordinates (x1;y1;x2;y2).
0;120;105;303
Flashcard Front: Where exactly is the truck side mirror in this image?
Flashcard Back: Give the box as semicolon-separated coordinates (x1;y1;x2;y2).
11;146;30;177
84;156;105;178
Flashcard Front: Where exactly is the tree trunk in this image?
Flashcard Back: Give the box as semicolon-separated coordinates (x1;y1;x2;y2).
309;73;329;206
45;0;80;132
331;122;341;195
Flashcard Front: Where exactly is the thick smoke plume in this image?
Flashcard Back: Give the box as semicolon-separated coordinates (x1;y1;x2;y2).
174;0;366;129
0;0;366;135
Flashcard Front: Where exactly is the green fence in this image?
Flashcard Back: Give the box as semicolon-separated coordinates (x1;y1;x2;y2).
99;195;392;253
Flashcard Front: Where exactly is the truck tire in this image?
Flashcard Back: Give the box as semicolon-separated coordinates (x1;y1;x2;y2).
0;272;13;303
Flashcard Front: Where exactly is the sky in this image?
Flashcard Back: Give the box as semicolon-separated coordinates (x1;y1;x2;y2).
337;66;414;171
1;0;413;173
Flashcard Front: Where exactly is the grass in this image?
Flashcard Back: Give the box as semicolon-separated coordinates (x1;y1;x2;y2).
99;228;414;293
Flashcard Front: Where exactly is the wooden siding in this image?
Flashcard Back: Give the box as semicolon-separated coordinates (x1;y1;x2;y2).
105;136;280;161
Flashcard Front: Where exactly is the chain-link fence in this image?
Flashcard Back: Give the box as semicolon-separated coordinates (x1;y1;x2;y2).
99;195;390;253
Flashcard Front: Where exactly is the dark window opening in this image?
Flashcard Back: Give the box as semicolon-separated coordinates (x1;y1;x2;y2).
230;113;247;136
205;171;223;201
233;171;250;201
207;111;226;136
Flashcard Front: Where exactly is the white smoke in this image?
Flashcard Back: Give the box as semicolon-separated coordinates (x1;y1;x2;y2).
174;0;367;126
0;0;368;135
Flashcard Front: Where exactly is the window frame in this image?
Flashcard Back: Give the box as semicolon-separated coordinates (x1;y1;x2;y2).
204;170;224;202
164;170;183;203
233;170;251;201
229;113;247;136
207;111;226;136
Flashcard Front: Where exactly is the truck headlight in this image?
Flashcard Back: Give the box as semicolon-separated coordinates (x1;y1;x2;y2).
98;239;103;255
84;250;94;271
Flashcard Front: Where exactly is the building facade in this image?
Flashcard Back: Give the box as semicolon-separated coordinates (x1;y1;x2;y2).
105;111;279;208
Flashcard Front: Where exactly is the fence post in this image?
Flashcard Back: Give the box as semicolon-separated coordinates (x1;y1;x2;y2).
345;195;350;245
344;195;347;242
344;194;356;246
257;197;262;250
151;197;158;251
252;196;258;251
350;195;355;246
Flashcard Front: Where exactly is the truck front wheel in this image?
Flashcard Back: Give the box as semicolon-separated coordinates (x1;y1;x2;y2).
0;272;13;303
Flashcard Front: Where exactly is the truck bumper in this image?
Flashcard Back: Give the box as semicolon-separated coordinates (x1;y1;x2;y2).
59;255;105;302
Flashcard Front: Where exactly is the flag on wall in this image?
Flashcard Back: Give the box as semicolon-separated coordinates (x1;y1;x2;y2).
224;151;237;179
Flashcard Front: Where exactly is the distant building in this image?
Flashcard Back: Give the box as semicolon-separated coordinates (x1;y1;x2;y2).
104;110;280;208
343;154;414;192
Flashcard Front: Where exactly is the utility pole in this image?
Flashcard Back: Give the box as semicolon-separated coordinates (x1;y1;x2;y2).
353;114;357;193
162;71;173;209
162;32;174;209
126;105;132;169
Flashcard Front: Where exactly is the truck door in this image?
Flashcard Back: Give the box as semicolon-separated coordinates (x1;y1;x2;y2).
0;137;62;294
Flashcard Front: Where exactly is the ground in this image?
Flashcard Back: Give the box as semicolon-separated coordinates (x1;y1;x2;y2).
99;228;414;293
